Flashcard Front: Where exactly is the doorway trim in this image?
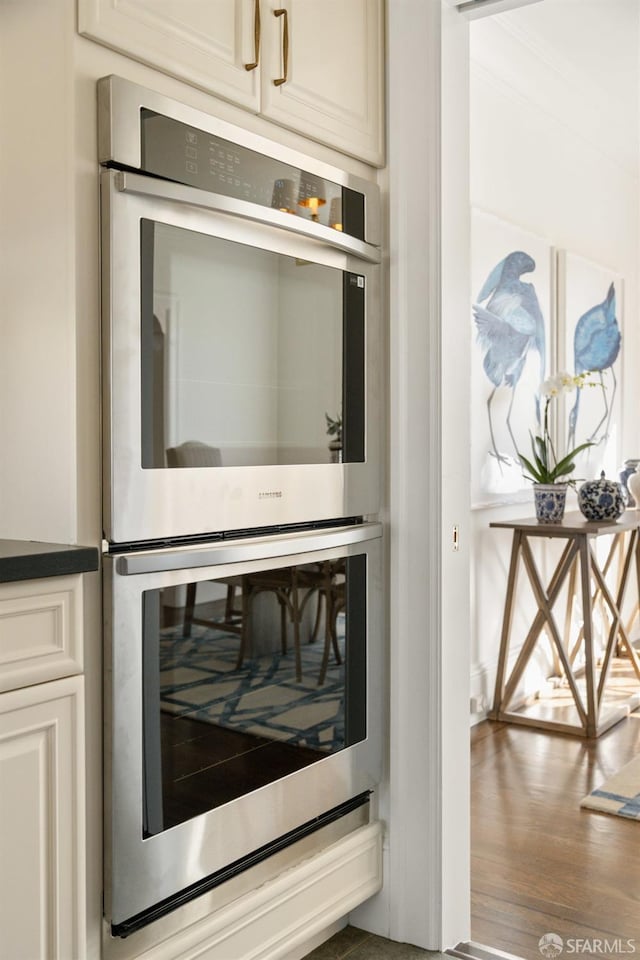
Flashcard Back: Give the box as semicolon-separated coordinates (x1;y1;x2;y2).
383;0;472;950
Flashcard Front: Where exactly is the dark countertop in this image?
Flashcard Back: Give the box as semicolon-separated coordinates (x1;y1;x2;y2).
0;540;100;583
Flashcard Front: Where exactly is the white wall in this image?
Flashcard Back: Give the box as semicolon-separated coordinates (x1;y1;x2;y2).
468;0;640;717
0;0;77;543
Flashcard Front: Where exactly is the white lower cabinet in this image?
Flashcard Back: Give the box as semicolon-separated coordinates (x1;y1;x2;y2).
0;675;86;960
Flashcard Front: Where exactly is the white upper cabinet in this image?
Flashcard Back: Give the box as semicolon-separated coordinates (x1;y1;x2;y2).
261;0;384;165
78;0;385;165
79;0;261;110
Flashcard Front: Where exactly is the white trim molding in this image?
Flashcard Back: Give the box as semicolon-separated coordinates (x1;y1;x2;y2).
449;0;543;19
104;822;382;960
383;0;472;949
387;0;446;949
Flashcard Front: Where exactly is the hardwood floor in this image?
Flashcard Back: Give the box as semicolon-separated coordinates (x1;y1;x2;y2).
471;706;640;958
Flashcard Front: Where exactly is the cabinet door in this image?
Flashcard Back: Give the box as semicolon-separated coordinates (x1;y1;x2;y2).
261;0;385;166
0;677;85;960
78;0;261;110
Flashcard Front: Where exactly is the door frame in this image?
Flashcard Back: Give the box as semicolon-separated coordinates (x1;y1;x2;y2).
372;0;472;950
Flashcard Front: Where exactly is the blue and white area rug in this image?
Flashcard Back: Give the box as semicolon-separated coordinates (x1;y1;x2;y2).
580;756;640;820
159;625;346;753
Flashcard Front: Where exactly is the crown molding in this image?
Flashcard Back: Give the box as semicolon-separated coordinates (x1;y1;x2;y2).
449;0;543;20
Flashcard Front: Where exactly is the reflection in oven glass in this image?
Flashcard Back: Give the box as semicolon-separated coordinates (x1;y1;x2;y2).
142;557;366;836
141;221;347;471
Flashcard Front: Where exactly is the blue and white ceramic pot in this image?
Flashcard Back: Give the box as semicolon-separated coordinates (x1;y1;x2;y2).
619;459;640;507
577;471;625;522
629;470;640;510
533;483;567;524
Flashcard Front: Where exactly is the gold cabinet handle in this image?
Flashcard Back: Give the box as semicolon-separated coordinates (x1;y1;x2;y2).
273;8;289;86
245;0;261;71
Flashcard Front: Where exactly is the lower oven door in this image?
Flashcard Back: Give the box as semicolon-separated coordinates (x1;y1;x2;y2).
103;522;383;932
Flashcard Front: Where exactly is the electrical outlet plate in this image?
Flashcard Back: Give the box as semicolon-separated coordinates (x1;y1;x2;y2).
470;695;486;714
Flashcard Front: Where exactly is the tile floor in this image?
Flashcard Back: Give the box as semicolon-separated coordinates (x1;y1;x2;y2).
302;925;450;959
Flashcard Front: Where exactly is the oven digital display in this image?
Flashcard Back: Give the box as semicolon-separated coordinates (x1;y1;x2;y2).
140;110;365;240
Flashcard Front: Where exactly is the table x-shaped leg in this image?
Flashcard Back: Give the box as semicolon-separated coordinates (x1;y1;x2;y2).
592;529;640;699
491;534;588;733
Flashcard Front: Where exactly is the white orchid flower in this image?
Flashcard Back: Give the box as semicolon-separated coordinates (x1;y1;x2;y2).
540;371;592;398
519;371;596;485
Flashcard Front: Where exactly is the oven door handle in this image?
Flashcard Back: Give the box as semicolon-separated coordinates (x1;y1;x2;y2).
113;170;381;265
114;522;383;575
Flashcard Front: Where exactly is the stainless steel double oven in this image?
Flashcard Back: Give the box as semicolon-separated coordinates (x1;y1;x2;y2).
99;77;384;936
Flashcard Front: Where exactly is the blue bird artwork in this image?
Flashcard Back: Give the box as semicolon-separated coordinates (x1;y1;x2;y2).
473;250;546;467
567;282;621;451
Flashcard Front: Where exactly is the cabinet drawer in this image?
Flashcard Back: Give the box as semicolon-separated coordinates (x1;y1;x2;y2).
0;575;83;692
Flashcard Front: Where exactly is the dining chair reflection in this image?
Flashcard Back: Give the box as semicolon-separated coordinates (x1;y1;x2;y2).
166;441;344;684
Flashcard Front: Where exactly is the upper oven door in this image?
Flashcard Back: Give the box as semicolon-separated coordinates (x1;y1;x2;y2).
101;169;382;545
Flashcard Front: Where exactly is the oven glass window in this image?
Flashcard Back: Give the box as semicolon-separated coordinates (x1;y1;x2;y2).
141;555;367;836
140;221;365;470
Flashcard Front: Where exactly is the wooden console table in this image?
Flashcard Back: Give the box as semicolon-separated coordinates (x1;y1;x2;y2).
490;511;640;737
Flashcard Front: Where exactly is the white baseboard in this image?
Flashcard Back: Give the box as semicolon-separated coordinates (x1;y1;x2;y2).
469;637;556;726
119;822;383;960
348;832;391;936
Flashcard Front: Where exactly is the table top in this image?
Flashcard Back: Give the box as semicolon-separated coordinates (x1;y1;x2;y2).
490;510;640;537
